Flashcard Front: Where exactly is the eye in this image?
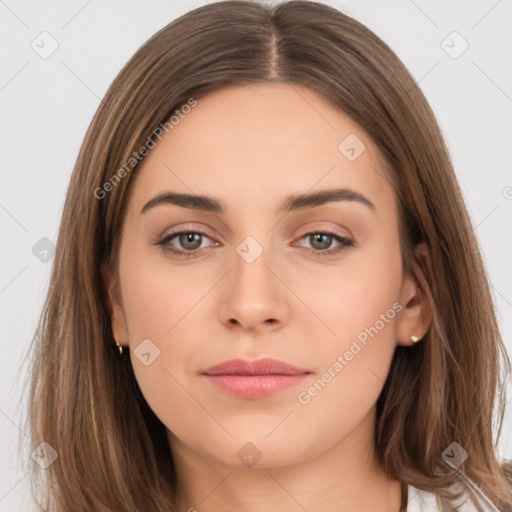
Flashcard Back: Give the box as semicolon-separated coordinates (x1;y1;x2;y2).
153;227;354;259
154;230;217;258
296;229;354;256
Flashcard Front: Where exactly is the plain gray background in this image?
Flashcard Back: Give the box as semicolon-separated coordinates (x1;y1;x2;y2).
1;0;511;509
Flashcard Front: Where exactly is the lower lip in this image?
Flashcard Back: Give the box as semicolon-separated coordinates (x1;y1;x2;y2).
203;374;309;399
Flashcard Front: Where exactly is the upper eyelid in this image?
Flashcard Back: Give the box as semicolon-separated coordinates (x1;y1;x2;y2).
159;219;352;237
160;226;217;242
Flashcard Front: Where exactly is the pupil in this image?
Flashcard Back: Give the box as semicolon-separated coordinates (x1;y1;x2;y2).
312;234;331;250
180;233;201;250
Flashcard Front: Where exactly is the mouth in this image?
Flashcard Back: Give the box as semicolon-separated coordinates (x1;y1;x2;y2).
201;358;312;399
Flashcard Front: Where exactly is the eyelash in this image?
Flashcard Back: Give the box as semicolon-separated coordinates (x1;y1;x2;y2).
153;227;355;259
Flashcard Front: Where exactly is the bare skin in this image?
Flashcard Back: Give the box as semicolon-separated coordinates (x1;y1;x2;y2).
106;83;432;511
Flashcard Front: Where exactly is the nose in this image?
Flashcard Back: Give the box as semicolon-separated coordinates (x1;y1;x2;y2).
219;242;290;334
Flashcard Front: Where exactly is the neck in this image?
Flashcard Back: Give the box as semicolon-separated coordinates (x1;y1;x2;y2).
168;408;403;512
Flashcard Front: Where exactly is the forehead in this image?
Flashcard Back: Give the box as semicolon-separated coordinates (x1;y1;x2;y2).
126;82;394;217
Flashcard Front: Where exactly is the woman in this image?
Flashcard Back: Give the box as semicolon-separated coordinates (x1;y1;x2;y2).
25;1;512;510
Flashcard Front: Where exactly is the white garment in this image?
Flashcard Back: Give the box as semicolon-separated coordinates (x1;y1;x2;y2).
407;483;497;511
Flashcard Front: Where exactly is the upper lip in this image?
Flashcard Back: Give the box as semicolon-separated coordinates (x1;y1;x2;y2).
201;358;311;376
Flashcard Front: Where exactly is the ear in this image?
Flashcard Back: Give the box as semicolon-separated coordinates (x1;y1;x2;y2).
101;262;129;347
396;242;433;347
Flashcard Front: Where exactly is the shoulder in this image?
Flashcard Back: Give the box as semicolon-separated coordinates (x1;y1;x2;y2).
407;484;439;511
406;484;485;512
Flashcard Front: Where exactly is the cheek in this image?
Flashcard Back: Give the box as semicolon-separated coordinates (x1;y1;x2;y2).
120;262;203;435
291;258;402;452
119;250;206;341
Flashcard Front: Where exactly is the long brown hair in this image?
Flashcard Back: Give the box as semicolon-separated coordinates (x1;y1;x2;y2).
22;1;512;510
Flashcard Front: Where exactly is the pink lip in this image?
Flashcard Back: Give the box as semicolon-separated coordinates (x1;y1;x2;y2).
201;358;311;399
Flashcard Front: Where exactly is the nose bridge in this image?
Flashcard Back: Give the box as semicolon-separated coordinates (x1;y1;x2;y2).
232;233;275;299
219;231;288;330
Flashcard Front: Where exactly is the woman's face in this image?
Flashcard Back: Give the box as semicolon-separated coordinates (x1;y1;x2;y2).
108;83;427;470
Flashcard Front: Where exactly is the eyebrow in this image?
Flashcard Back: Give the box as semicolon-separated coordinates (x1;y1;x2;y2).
140;188;376;215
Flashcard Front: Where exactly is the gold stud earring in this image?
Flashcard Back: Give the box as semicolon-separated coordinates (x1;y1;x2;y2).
410;335;422;344
115;340;124;355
